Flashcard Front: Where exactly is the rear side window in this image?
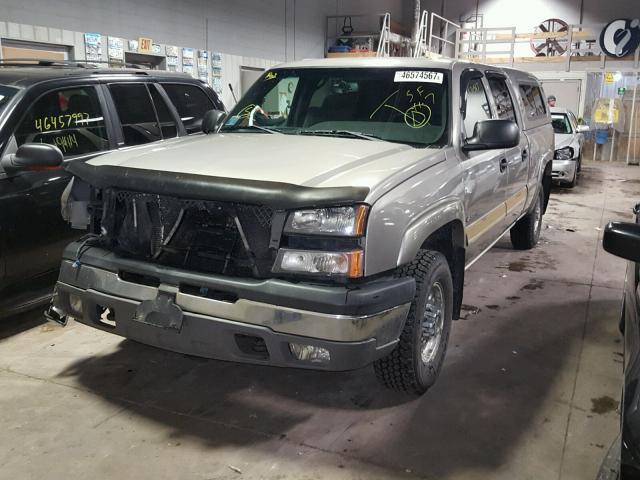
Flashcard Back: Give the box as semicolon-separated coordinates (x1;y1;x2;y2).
488;77;517;123
109;83;163;146
463;78;492;137
14;86;108;157
162;83;215;134
519;84;547;119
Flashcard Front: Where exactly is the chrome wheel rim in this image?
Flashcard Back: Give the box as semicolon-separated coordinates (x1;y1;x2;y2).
421;281;445;364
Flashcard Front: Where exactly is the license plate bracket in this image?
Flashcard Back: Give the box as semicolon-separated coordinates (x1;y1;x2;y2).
133;287;183;331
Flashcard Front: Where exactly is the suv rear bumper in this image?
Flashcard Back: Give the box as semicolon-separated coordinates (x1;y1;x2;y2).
53;242;414;371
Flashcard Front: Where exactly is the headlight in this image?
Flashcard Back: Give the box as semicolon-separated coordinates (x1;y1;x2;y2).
554;146;574;160
273;248;363;278
284;205;368;236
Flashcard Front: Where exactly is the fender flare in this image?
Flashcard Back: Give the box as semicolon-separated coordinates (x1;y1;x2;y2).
396;198;466;267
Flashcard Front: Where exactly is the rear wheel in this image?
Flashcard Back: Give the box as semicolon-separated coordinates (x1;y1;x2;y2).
374;250;453;395
510;187;543;250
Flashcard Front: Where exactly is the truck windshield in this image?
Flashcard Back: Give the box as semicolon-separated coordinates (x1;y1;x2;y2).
221;67;449;147
551;113;572;134
0;85;19;113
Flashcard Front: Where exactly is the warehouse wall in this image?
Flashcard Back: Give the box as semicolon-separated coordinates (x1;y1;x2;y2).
421;0;636;27
0;0;413;61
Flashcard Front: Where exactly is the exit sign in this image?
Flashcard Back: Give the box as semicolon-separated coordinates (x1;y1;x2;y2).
138;37;152;53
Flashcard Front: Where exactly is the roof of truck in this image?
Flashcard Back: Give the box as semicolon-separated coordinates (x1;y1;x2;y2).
268;57;543;84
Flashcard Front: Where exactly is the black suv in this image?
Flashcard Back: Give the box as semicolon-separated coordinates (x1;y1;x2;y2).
0;60;225;316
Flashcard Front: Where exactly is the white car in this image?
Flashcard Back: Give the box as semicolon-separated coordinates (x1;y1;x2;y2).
551;107;588;187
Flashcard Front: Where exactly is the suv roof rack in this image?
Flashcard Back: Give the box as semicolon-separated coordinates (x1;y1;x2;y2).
0;58;150;71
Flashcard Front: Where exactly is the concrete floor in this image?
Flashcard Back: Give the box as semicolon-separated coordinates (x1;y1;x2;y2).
0;162;634;480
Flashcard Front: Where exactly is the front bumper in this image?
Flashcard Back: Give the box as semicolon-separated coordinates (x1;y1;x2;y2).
53;242;413;371
551;159;577;182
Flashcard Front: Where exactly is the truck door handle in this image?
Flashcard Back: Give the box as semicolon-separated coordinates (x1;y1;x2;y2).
522;149;528;162
499;158;508;173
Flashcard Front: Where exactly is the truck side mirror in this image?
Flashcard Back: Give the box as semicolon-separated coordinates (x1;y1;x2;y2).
577;125;590;133
0;143;63;174
462;119;520;151
202;109;227;134
603;221;640;263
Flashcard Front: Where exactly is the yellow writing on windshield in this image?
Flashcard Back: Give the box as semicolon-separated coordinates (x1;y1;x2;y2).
265;72;278;81
370;88;436;129
237;104;257;119
34;113;90;132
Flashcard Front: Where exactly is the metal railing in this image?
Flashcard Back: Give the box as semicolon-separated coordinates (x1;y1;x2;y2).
454;23;640;71
455;27;516;66
428;13;460;57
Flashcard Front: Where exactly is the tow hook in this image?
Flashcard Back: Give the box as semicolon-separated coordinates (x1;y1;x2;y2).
44;290;68;326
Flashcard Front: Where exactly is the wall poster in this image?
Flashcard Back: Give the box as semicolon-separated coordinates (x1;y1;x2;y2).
197;50;208;82
107;37;124;64
211;52;223;94
182;48;194;76
84;33;102;62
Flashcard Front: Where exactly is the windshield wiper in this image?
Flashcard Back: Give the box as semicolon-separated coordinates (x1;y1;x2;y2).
299;129;382;141
221;124;283;134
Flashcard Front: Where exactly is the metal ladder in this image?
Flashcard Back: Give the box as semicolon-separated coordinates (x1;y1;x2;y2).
376;12;391;57
413;10;430;58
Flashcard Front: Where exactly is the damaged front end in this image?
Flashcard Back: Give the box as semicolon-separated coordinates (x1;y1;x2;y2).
61;162;370;280
103;190;276;277
49;163;416;370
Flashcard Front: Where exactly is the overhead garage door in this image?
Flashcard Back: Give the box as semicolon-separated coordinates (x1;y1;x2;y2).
539;79;582;116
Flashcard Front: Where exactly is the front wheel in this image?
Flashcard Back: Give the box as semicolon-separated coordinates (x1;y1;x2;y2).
566;164;578;188
374;250;453;395
510;187;543;250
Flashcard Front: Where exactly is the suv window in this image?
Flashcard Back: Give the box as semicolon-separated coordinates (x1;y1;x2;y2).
14;86;108;157
487;77;517;123
149;84;178;139
463;78;492;137
162;83;215;134
109;83;164;146
519;84;547;119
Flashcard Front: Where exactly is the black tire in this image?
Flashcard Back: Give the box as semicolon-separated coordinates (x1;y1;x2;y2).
374;250;453;395
566;164;577;188
510;186;543;250
577;153;582;172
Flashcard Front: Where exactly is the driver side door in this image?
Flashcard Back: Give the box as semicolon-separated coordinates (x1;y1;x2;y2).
0;84;111;290
458;73;510;265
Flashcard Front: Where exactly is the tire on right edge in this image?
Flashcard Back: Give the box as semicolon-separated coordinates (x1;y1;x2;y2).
510;185;543;250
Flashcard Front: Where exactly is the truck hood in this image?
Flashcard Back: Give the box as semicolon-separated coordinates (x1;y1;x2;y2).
87;133;444;192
